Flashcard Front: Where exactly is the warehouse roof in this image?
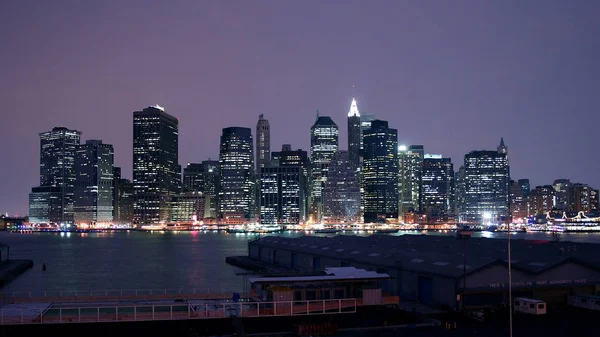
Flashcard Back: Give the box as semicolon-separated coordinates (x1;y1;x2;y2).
250;235;600;278
249;267;390;284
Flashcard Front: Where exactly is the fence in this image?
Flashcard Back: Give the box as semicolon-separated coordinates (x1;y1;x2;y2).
0;298;357;325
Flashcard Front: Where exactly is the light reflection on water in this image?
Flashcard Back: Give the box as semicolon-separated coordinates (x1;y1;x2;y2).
1;230;599;292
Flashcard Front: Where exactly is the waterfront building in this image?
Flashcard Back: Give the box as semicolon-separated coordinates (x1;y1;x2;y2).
509;180;527;220
362;120;398;223
31;126;82;224
182;160;219;215
459;141;510;223
527;185;555;216
421;155;454;218
171;192;210;222
259;166;306;224
113;179;134;225
322;151;361;223
347;98;361;170
553;179;571;211
182;163;203;193
256;114;271;174
219;127;254;221
133;105;180;225
28;186;63;224
74;140;114;225
568;183;600;213
309;115;339;221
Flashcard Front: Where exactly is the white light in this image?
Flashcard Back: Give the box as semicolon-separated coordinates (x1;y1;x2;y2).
398;145;407;152
347;97;360;117
482;212;492;220
152;104;165;111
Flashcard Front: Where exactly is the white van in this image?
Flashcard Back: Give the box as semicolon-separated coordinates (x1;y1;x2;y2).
514;297;546;315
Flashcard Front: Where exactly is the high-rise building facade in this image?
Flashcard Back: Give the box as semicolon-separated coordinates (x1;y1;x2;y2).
322;151;361;223
509;180;527;220
518;179;531;198
74;140;114;224
182;163;204;193
553;179;571;211
421;155;454;218
256;114;271;174
28;186;63;224
29;126;82;224
568;183;599;213
527;185;555;216
309;115;339;221
171;192;210;222
113;167;134;226
398;145;424;217
460;150;510;223
133;105;180;225
347;98;361;170
362;120;398;223
219;127;254;221
260;166;306;224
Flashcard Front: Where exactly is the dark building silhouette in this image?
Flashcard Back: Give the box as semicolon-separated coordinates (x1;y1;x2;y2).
113;167;133;225
552;179;571;211
509;180;527;220
74;140;114;225
362;120;398;223
518;179;531;198
568;183;599;213
133;105;180;225
527;185;555;216
219;127;254;221
29;126;81;224
309;114;339;221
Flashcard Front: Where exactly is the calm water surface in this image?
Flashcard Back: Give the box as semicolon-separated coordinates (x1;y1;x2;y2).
1;230;599;292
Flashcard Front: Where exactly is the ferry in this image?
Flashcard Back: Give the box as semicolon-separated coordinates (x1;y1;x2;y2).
314;228;341;234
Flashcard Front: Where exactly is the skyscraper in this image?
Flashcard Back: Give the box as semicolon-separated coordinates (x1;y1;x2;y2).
552;179;571;211
347;98;361;170
256;114;271;174
133;105;180;225
398;145;424;217
74;140;114;225
219;127;254;221
309;115;339;221
509;180;527;220
460;150;510;223
323;151;361;223
30;126;81;224
518;179;531;198
362;120;398;223
568;183;599;213
113;167;133;225
182;163;204;193
260;166;306;224
421;155;454;218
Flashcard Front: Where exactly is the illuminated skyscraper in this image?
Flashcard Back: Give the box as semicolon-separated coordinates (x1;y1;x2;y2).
363;120;398;223
309;114;339;221
29;127;81;224
74;140;114;224
323;151;360;223
133;105;180;225
219;127;254;220
398;145;424;217
347;98;361;170
256;114;271;174
421;155;454;218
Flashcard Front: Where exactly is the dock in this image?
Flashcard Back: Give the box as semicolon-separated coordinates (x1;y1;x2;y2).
0;260;33;288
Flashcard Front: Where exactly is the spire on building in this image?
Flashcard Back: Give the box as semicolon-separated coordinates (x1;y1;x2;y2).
498;137;507;154
347;97;360;117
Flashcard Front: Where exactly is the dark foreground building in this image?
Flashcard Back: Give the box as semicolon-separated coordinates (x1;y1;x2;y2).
248;235;600;311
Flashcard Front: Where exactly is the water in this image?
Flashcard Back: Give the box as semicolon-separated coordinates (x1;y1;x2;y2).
1;230;600;292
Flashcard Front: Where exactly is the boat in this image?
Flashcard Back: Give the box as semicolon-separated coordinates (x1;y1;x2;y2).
226;227;248;234
314;228;341;234
249;225;283;234
374;228;399;234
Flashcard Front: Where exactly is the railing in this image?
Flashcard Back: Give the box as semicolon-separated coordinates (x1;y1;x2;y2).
0;298;357;325
3;288;241;304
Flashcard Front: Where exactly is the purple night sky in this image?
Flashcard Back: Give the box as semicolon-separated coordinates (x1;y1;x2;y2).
1;1;599;215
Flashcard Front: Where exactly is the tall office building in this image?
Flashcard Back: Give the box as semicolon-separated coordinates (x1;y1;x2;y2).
322;151;360;223
398;145;424;217
171;192;210;222
552;179;571;211
74;140;114;224
518;179;531;198
219;127;254;221
362;120;398;223
182;163;204;193
256;114;271;174
460;149;510;223
113;167;133;225
421;155;454;218
527;185;555;216
29;127;81;224
455;166;466;216
347;98;361;170
133;105;180;225
260;166;306;224
509;180;527;220
568;183;599;213
309;115;339;221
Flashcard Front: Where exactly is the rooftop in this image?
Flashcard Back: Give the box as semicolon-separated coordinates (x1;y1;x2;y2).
249;267;390;284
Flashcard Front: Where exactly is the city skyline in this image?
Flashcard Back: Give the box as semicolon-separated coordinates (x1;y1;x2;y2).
2;1;600;215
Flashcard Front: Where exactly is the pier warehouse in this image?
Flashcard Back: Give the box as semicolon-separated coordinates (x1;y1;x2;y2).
247;235;600;310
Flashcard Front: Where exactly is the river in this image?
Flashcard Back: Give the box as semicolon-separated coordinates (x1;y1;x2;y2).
1;230;599;293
